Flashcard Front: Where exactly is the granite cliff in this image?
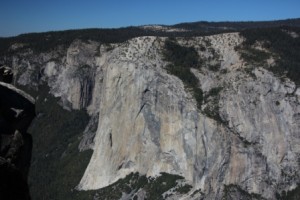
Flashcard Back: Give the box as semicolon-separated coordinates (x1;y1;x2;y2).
0;25;299;199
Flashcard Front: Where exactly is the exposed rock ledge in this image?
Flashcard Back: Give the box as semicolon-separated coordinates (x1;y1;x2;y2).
0;77;35;199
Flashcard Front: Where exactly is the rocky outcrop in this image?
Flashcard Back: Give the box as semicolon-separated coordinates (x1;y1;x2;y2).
0;70;35;200
3;33;300;199
0;66;13;83
76;35;300;199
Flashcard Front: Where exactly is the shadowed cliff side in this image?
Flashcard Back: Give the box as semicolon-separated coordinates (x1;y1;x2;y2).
0;68;35;200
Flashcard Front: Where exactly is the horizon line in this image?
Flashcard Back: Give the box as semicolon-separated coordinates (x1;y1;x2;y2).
1;17;300;38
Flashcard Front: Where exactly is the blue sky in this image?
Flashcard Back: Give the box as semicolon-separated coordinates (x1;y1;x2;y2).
0;0;299;37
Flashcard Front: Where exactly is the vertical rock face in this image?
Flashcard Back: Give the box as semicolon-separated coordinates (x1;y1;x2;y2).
222;70;300;199
46;40;99;110
75;34;300;199
3;33;300;199
78;37;204;189
76;36;224;194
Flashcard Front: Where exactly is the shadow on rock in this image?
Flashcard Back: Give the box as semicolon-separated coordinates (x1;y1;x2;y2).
0;67;35;200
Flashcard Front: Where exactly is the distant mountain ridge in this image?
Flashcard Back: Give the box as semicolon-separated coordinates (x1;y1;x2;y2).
0;18;300;56
172;18;300;31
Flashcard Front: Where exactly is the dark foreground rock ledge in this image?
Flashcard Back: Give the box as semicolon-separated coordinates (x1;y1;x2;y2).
0;69;35;200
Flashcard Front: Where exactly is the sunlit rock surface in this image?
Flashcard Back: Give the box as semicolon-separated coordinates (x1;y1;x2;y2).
5;33;300;199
